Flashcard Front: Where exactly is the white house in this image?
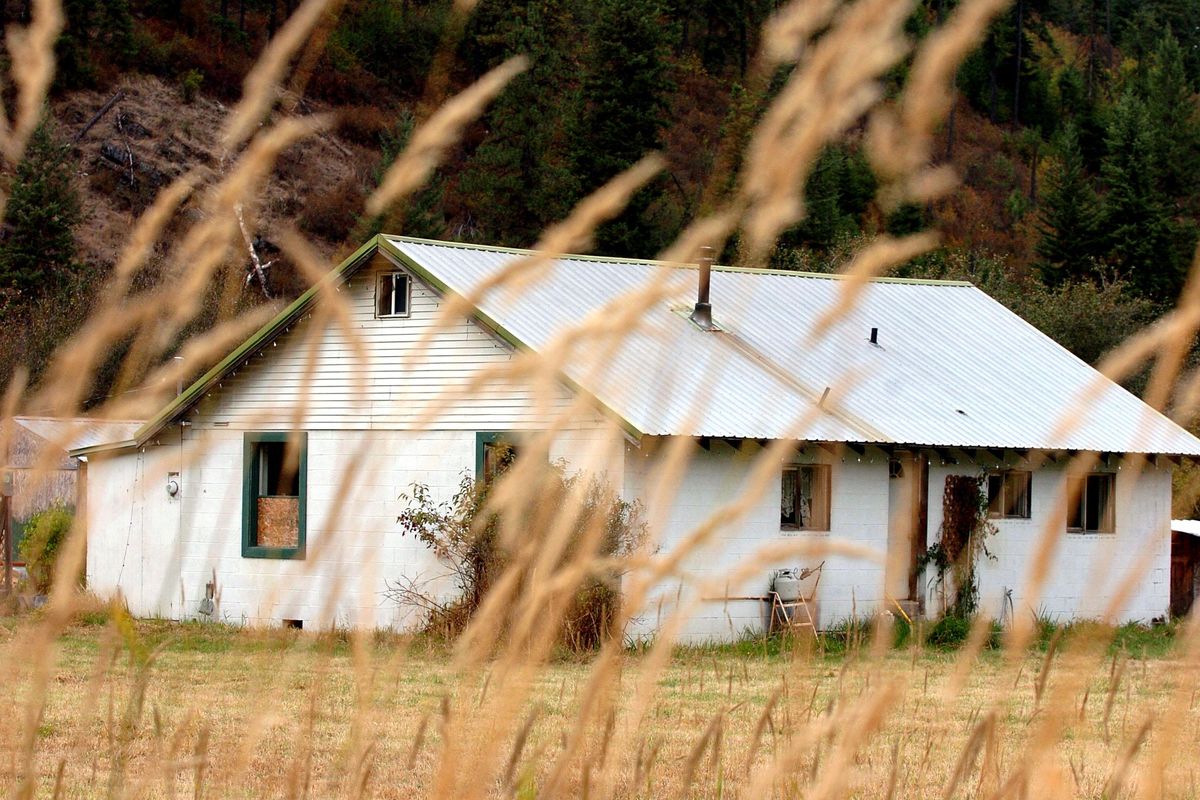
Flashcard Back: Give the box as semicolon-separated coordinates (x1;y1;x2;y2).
72;235;1200;641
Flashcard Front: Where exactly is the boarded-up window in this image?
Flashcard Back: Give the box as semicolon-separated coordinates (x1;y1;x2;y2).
987;470;1031;519
243;433;306;558
781;465;831;531
376;272;410;317
1066;473;1115;533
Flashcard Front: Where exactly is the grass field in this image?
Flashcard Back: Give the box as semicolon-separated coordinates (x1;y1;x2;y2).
3;613;1198;799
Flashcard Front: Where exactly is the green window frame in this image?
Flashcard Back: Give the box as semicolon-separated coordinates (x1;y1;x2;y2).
242;432;308;559
475;431;520;482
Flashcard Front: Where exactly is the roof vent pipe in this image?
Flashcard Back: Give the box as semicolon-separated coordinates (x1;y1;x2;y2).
690;246;716;331
869;327;878;345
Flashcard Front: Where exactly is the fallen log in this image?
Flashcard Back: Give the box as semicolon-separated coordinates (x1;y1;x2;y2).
72;90;125;144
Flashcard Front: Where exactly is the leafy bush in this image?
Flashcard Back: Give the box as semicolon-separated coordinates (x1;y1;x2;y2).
388;458;647;651
925;615;971;649
18;505;74;594
179;68;204;104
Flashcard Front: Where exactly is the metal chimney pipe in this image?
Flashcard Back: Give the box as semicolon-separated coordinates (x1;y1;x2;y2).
690;246;715;331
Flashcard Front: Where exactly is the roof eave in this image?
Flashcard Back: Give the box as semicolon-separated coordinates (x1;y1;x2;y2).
100;234;645;453
68;438;140;459
100;235;386;455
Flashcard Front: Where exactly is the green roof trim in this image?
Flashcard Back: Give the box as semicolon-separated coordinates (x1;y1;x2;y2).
79;236;385;455
376;237;645;441
90;234;647;454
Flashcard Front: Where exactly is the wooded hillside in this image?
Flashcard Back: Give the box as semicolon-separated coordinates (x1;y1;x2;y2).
0;0;1198;403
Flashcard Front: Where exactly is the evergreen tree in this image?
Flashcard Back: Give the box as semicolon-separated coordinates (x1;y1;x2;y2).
1140;30;1200;202
1099;92;1184;299
568;0;676;257
456;0;576;246
1035;124;1102;284
1055;65;1107;170
357;110;445;241
0;119;81;297
55;0;135;89
783;145;876;251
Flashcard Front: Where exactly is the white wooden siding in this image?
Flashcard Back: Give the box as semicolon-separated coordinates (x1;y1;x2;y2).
192;254;599;432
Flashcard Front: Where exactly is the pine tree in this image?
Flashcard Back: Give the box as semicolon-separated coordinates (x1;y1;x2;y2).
0;119;82;297
356;110;445;241
568;0;676;257
1035;124;1103;284
456;0;576;246
55;0;135;89
1099;92;1183;300
784;145;876;251
1141;30;1200;201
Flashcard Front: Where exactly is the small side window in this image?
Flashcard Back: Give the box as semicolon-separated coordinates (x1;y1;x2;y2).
1067;473;1115;533
376;272;410;318
476;432;519;484
987;470;1031;519
781;464;831;531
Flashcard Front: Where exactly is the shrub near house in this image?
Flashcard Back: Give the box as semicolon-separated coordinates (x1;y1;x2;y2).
19;505;74;594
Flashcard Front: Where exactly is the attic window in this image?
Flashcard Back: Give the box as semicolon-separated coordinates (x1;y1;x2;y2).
987;470;1031;519
376;272;411;318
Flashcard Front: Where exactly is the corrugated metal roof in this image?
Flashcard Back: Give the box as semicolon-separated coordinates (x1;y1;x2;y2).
385;236;1200;455
15;417;144;459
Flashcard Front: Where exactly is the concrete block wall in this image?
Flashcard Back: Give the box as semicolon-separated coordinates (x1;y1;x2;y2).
925;458;1171;624
623;439;891;643
86;426;185;619
87;417;623;630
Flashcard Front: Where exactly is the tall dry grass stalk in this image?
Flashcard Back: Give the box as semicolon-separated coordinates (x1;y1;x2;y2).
5;0;1200;798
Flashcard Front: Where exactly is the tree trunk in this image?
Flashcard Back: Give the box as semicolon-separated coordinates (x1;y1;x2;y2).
1028;139;1040;203
1086;4;1097;101
989;59;998;123
1013;0;1023;127
945;98;957;160
939;0;955;159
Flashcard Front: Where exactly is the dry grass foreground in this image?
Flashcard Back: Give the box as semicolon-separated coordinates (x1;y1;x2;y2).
0;613;1195;799
6;0;1200;798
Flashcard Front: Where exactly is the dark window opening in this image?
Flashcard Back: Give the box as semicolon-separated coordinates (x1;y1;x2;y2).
283;619;303;630
987;470;1031;519
376;272;411;317
781;464;831;531
1067;473;1115;533
480;438;519;484
475;432;523;485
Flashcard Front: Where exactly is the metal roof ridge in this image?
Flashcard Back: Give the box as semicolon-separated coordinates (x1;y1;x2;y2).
14;415;146;423
383;235;975;287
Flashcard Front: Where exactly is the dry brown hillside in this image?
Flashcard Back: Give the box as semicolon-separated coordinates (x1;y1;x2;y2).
56;75;377;297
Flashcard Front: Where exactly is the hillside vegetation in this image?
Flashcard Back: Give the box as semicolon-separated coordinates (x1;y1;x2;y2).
0;0;1197;403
